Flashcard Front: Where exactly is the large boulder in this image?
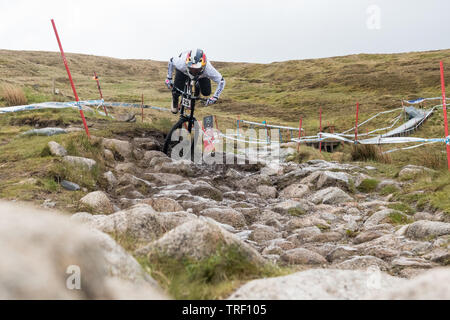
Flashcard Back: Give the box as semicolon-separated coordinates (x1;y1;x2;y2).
0;201;167;299
72;204;195;244
405;221;450;240
137;218;265;265
79;191;114;214
228;269;405;300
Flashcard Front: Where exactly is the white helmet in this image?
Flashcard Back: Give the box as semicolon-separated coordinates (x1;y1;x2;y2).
185;48;207;78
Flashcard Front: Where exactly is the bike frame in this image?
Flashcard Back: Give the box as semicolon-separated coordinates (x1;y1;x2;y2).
173;78;207;133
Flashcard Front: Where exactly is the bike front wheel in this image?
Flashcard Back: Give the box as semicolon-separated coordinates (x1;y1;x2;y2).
162;118;199;161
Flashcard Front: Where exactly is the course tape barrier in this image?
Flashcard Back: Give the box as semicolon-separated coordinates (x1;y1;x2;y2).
0;100;105;114
403;97;442;105
2;97;447;153
0;100;170;115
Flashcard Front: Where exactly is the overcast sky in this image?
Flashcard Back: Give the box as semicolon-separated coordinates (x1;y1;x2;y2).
0;0;449;63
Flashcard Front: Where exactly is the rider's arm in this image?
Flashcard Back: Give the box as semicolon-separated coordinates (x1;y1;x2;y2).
205;63;226;99
167;58;174;79
168;52;189;79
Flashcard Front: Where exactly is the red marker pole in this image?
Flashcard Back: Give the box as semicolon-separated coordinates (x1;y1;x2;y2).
355;102;360;143
94;71;108;116
439;61;450;171
51;19;90;138
319;107;322;153
297;117;303;153
141;93;144;122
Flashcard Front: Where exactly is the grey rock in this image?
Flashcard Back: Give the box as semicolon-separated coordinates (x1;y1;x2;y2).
327;246;359;263
61;180;80;191
103;171;117;190
281;248;327;265
256;185;278;199
72;204;195;244
133;137;161;151
0;201;167;299
391;257;434;269
142;150;168;163
354;231;384;244
370;268;450;299
200;207;247;229
103;149;115;163
280;184;309;199
249;224;281;242
229;269;405;300
80;191;114;214
272;199;311;215
310;187;353;205
155;160;194;177
102;138;133;160
63;156;96;170
406;221;450;240
139;219;265;264
309;232;344;243
141;197;184;212
398;165;435;179
336;256;389;271
48;141;67;157
144;172;187;186
364;209;394;228
115;163;136;174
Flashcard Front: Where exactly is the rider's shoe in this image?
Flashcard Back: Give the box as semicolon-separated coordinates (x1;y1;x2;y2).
171;100;179;114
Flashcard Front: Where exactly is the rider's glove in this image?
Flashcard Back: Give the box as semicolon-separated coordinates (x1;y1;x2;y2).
205;96;218;106
165;78;173;90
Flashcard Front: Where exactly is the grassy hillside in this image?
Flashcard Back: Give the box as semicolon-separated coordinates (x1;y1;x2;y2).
2;49;450;133
2;48;450;167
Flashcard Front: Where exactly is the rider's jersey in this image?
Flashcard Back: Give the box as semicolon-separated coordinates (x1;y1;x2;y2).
167;51;226;99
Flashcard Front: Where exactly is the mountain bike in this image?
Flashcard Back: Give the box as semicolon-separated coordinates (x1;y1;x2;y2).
162;78;209;160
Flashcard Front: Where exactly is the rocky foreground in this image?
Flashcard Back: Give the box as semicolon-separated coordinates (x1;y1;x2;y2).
1;136;449;299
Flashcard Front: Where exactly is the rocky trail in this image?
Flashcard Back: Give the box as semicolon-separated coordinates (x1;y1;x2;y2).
2;130;449;299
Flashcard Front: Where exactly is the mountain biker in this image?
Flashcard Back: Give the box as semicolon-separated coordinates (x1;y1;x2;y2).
165;48;226;114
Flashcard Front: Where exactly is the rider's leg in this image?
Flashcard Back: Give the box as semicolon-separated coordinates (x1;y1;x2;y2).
172;70;188;114
198;78;212;96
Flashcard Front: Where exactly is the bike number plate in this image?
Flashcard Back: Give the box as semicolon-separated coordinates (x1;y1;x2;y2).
182;98;191;108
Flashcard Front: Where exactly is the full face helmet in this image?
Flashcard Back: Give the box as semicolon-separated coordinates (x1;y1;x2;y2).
186;48;207;78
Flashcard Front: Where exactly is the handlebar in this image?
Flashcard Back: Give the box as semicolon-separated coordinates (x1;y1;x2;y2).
172;86;208;103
